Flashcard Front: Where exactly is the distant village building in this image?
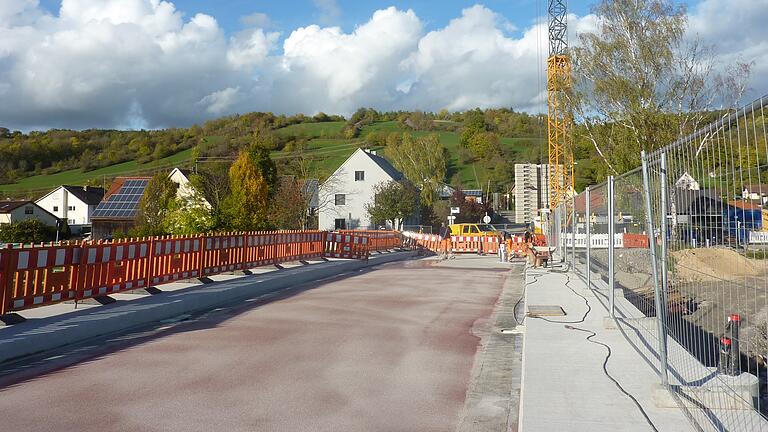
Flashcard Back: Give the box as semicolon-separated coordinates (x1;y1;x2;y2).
35;185;105;234
318;148;407;230
90;177;151;239
0;200;59;227
514;163;559;224
742;184;768;204
169;168;210;208
675;172;700;191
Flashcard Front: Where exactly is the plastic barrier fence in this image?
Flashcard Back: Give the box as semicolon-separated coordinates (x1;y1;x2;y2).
562;233;649;249
0;230;396;316
402;232;505;254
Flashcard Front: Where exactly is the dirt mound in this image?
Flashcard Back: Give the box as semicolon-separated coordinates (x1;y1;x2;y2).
672;248;765;282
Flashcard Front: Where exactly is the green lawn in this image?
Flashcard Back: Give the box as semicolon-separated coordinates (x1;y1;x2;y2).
274;121;346;138
0;148;196;197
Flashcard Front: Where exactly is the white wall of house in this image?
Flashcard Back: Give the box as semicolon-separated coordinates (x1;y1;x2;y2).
0;203;59;226
319;149;398;231
169;168;211;208
36;188;92;231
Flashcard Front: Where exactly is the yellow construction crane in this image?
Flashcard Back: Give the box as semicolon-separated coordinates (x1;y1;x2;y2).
547;0;574;210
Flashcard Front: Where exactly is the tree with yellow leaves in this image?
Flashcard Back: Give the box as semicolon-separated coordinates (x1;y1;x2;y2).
222;150;270;231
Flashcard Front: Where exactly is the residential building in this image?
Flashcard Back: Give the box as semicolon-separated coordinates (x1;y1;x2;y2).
742;184;768;204
169;168;210;208
0;200;59;227
90;177;151;239
514;164;559;224
675;172;700;190
35;185;105;234
318;148;405;230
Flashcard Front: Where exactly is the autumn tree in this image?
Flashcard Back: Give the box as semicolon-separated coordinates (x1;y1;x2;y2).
222;151;270;231
450;190;487;223
268;177;308;229
366;180;419;230
135;172;178;236
573;0;751;178
384;134;447;206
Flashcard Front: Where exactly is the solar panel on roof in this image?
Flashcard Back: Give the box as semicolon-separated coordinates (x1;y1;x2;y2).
92;179;150;219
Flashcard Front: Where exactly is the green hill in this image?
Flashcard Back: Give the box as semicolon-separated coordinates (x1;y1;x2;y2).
0;117;546;199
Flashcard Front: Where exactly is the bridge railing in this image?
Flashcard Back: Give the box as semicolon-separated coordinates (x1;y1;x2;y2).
0;230;401;318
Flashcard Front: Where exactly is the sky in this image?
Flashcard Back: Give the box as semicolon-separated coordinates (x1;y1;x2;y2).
1;0;766;131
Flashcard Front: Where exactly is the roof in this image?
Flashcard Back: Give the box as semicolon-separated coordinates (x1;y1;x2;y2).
63;185;105;205
360;149;403;181
462;189;483;197
742;184;768;194
728;200;763;210
0;200;32;213
91;178;151;220
672;189;722;214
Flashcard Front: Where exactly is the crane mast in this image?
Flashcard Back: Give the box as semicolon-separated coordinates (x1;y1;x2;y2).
547;0;573;210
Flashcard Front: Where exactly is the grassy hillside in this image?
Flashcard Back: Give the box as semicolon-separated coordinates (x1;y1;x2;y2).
0;120;545;199
273;121;546;188
0;148;195;196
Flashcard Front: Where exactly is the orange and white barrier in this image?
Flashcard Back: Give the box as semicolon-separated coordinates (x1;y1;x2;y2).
0;230;400;317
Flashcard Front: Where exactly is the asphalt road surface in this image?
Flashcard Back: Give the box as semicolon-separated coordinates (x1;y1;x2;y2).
0;258;512;432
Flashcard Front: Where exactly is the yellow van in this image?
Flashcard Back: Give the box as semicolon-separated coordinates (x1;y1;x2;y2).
449;223;499;237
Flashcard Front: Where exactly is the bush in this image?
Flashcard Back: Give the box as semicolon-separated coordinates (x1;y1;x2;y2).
0;219;57;244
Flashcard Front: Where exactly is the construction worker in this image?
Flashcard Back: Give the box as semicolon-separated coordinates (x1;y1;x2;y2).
498;232;508;262
439;222;453;260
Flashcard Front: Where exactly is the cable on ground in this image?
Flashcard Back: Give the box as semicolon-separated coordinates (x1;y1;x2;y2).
524;264;660;432
564;324;660;432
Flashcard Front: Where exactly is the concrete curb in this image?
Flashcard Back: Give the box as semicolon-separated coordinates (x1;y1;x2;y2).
0;251;415;365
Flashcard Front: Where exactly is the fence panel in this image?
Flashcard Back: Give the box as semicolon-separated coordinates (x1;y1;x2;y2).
1;243;79;313
75;238;153;299
572;96;768;430
149;236;202;285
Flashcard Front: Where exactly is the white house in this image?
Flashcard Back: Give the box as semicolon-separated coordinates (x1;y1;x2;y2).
319;148;405;230
0;200;59;227
35;186;105;234
169;168;210;207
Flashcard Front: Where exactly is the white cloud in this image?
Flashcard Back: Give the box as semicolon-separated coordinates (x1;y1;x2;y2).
688;0;768;102
198;87;241;115
0;0;765;131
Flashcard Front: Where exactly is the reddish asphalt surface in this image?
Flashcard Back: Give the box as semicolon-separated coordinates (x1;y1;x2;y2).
0;260;506;432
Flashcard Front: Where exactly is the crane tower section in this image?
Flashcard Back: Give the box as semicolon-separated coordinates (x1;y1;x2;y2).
547;0;573;210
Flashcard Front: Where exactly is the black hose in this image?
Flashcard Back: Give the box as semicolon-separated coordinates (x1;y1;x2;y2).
565;325;660;432
526;267;660;432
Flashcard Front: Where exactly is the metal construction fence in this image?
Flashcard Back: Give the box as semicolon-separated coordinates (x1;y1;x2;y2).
554;96;768;431
0;230;403;318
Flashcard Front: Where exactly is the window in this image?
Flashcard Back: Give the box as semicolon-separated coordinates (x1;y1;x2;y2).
335;194;346;206
68;219;75;224
53;206;59;212
24;206;33;215
334;218;347;230
68;206;75;211
355;171;365;181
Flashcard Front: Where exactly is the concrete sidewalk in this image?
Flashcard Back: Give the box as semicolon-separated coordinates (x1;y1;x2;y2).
0;251;414;364
519;265;692;432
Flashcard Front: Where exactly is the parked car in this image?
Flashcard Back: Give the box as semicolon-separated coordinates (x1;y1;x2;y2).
449;223;499;237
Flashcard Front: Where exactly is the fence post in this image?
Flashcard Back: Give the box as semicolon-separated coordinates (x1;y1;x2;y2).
660;152;670;325
571;193;576;269
0;245;12;316
608;175;615;318
641;150;670;387
586;186;591;289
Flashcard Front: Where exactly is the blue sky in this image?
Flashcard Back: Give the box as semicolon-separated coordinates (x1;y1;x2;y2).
4;0;763;131
37;0;593;37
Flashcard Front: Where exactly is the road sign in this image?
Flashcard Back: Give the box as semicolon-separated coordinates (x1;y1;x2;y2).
450;207;460;214
447;215;456;224
482;213;491;224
